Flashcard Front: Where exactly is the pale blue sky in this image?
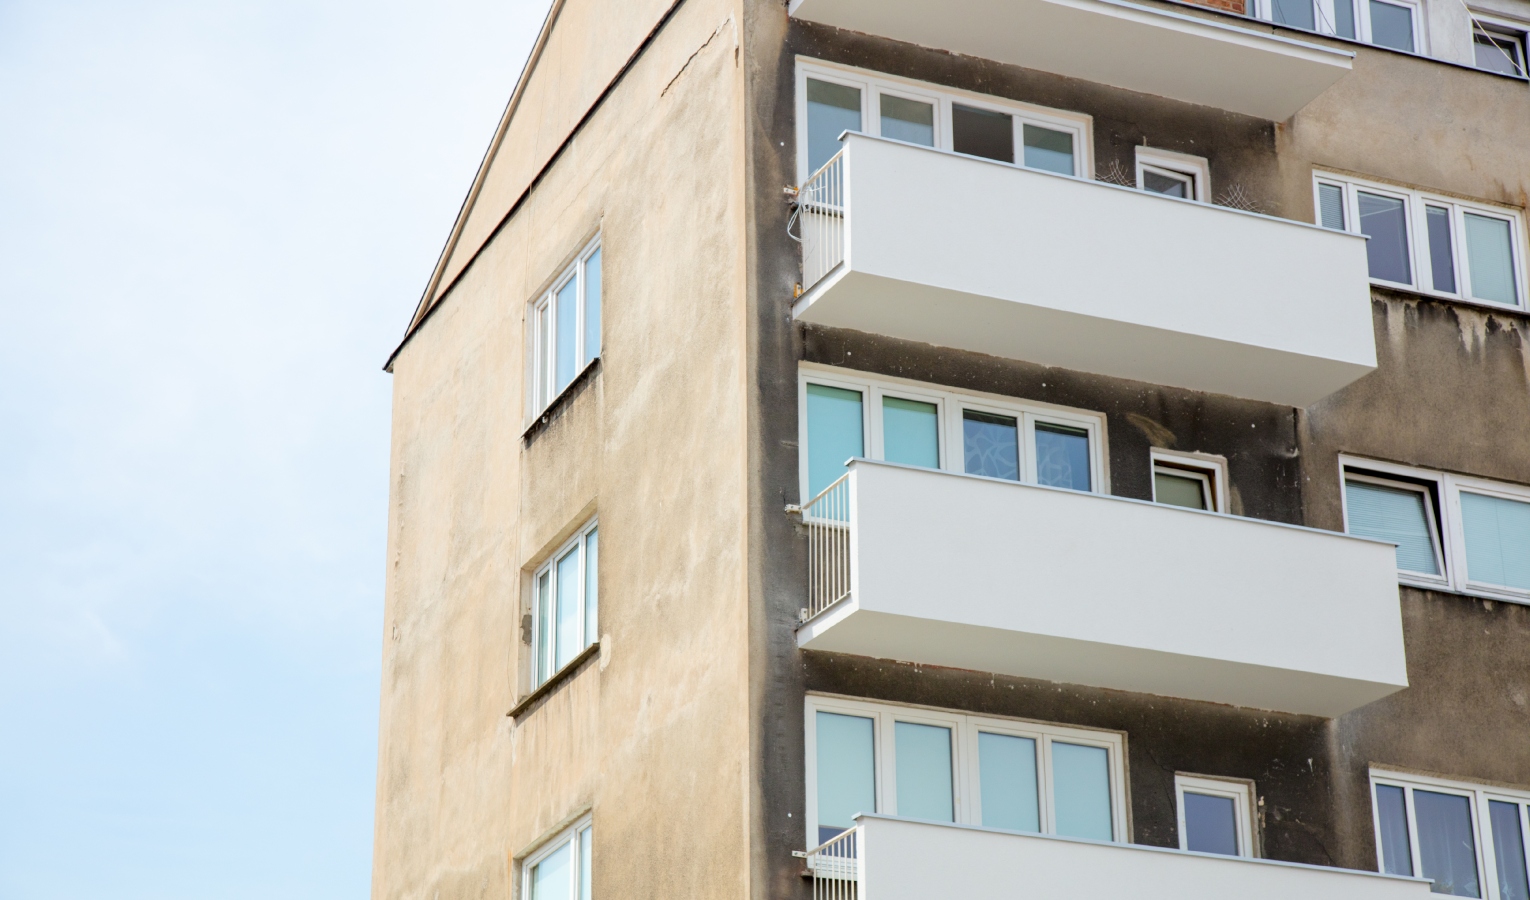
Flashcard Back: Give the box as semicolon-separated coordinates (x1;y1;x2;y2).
0;1;548;895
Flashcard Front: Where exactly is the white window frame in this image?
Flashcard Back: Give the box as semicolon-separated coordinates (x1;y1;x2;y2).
1135;147;1211;203
1343;469;1448;587
1176;773;1257;857
530;518;599;688
1340;456;1530;603
1471;13;1529;76
795;58;1094;184
529;235;603;419
1252;0;1426;52
1150;449;1229;513
798;363;1109;502
1314;172;1528;311
804;693;1129;850
1369;769;1530;899
521;815;592;900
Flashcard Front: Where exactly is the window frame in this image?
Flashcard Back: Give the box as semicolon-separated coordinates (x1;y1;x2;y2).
522;815;593;900
798;363;1109;502
1175;773;1258;858
1150;449;1229;513
1314;173;1528;312
1369;769;1530;900
528;235;603;419
529;518;600;688
1471;13;1529;77
1252;0;1426;52
803;693;1130;850
795;58;1094;184
1342;469;1449;587
1135;147;1211;203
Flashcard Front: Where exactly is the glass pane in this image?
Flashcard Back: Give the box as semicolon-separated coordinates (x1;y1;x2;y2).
1035;423;1091;492
1271;0;1316;29
1415;789;1480;897
579;827;592;900
952;104;1014;163
555;277;578;394
1345;479;1440;575
537;570;553;684
1369;0;1416;52
1319;183;1347;230
1378;784;1415;876
1359;192;1412;284
894;722;954;822
1052;742;1112;840
1491;802;1529;900
816;712;876;843
1464;213;1518;305
1184;792;1240;856
1023;124;1075;175
583;248;601;366
1335;0;1357;38
963;410;1019;481
555;548;582;670
1156;472;1208;510
1143;169;1190;198
1460;492;1530;590
882;397;939;469
531;840;572;900
978;733;1039;831
1476;32;1526;76
806;384;864;499
583;529;598;645
806;79;861;175
1426;206;1458;294
538;305;552;409
880;94;935;146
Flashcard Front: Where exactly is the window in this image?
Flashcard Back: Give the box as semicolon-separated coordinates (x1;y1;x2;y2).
1135;148;1210;202
1315;174;1526;310
1371;771;1530;900
531;520;599;687
797;60;1092;183
799;365;1107;500
1176;774;1256;857
805;695;1128;848
530;238;602;416
524;818;592;900
1341;457;1530;602
1151;450;1228;513
1252;0;1421;51
1473;20;1528;76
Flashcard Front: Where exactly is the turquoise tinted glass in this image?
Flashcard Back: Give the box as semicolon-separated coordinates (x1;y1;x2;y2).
880;94;935;146
1052;742;1112;841
583;529;598;645
1460;492;1530;590
1345;479;1439;575
806;384;863;499
1415;790;1480;898
556;277;578;393
1377;784;1414;876
1491;801;1529;900
531;840;572;900
1035;424;1091;491
894;721;953;822
1023;124;1074;175
807;79;861;175
556;547;582;669
583;248;601;365
1464;213;1518;305
816;712;876;842
978;732;1039;831
882;397;939;469
963;410;1019;481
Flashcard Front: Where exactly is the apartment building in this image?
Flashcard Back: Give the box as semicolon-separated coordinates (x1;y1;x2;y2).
370;0;1530;897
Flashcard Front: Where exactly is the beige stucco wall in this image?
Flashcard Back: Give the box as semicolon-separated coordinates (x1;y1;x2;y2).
373;0;751;896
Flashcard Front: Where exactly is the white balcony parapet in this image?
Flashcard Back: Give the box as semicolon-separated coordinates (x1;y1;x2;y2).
792;134;1377;408
788;0;1354;121
809;816;1432;900
797;460;1409;717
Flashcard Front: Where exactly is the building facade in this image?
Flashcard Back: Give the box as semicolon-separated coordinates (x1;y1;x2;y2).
371;0;1530;897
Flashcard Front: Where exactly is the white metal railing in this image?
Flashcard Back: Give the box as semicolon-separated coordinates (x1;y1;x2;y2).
803;473;852;620
799;151;846;290
806;826;860;897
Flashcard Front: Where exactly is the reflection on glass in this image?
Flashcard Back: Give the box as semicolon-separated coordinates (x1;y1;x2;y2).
1459;492;1530;591
1344;479;1440;575
531;840;571;900
1369;0;1416;51
1359;192;1412;284
816;712;876;845
1415;789;1480;897
555;548;582;669
1492;801;1529;900
1023;124;1074;176
882;397;939;470
1464;213;1518;305
583;529;599;645
1378;785;1415;876
583;248;602;366
895;721;954;822
1052;742;1112;841
537;571;553;683
1271;0;1316;29
1426;206;1458;294
978;732;1039;831
806;79;861;175
952;104;1014;163
556;277;578;393
1035;424;1091;491
963;410;1019;481
1143;169;1190;198
1156;471;1208;510
880;94;935;146
806;384;864;499
1184;792;1239;856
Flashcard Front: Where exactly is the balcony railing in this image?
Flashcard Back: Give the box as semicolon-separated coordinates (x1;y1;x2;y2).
805;826;860;898
798;151;846;290
803;472;851;620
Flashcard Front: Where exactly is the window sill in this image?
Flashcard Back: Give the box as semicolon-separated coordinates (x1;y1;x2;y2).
1370;284;1530;319
523;357;601;442
508;642;600;721
1398;581;1530;606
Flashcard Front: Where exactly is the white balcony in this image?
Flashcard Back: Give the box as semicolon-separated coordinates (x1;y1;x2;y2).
788;0;1353;121
797;460;1408;717
793;135;1378;408
806;816;1431;900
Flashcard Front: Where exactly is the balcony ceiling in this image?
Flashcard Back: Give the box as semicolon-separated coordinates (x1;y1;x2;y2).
788;0;1353;120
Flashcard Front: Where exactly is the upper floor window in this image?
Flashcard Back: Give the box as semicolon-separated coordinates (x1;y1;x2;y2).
1473;17;1528;76
796;60;1092;182
1135;147;1211;202
799;365;1107;500
806;694;1128;848
1371;769;1530;900
1315;174;1526;311
1151;450;1228;513
1176;774;1257;857
525;817;592;900
1341;457;1530;602
531;237;602;416
1253;0;1421;51
532;520;599;687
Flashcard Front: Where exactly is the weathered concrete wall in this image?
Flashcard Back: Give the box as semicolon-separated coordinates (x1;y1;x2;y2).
374;0;752;897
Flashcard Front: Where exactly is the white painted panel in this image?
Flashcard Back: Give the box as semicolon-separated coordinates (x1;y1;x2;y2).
789;0;1353;120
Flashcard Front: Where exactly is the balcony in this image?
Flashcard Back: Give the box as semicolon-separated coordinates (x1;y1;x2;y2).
797;460;1408;717
788;0;1353;121
793;135;1377;408
805;816;1432;900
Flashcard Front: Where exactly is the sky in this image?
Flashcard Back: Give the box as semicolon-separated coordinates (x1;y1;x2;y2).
0;1;549;896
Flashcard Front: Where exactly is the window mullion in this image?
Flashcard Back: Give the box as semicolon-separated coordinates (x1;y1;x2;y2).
1406;786;1426;878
